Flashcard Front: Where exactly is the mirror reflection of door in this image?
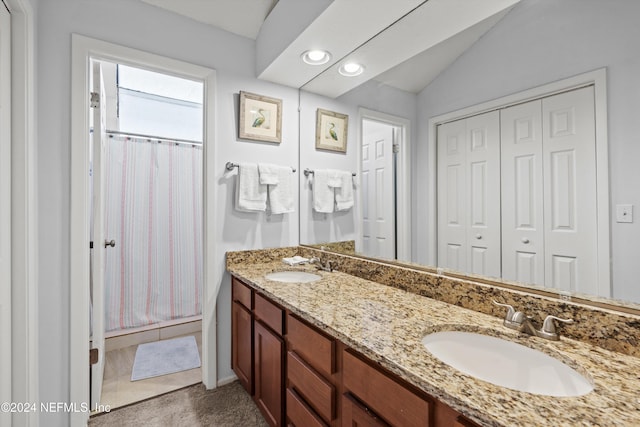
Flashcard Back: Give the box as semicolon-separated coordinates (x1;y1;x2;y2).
437;85;599;296
362;119;398;260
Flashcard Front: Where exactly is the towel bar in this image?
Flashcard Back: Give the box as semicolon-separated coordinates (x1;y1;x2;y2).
226;162;296;172
303;168;356;177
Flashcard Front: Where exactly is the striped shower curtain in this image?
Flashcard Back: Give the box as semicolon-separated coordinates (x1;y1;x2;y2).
103;135;203;332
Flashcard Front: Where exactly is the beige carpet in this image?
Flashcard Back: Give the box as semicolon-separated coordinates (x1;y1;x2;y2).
89;381;269;426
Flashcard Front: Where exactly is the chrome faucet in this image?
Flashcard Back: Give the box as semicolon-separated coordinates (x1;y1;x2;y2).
310;257;333;272
493;301;573;341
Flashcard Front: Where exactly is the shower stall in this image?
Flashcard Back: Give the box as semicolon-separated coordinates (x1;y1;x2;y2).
103;134;203;333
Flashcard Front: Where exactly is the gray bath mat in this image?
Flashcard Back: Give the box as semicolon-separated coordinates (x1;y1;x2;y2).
131;336;201;381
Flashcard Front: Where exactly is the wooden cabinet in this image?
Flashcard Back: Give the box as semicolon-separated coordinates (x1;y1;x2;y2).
232;278;253;394
342;349;432;426
286;314;336;426
254;319;284;427
231;276;484;427
254;292;285;427
287;388;327;427
342;393;389;427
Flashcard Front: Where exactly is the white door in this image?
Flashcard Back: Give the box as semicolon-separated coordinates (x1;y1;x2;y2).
501;100;545;285
0;3;12;423
362;120;396;259
90;60;108;408
437;119;467;271
465;111;501;277
542;86;598;295
437;112;501;276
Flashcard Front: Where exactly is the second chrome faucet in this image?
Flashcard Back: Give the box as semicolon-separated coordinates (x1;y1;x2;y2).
493;301;573;341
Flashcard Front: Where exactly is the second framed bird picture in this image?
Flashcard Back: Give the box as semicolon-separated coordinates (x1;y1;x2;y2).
239;91;282;143
316;108;348;153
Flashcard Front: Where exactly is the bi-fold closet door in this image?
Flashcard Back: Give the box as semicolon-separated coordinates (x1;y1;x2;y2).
437;110;501;278
438;86;598;293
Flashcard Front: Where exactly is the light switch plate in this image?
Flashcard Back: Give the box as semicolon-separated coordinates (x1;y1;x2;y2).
616;204;633;223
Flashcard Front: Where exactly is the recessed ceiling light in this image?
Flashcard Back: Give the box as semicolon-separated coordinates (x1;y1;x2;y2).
301;50;331;65
338;62;364;77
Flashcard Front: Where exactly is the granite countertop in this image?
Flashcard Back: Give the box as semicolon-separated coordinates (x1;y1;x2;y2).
227;261;640;427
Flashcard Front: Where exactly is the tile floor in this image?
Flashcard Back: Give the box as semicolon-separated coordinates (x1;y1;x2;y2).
98;333;202;412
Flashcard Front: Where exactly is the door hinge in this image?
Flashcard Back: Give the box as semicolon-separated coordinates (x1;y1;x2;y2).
90;348;99;365
90;92;100;108
393;143;400;154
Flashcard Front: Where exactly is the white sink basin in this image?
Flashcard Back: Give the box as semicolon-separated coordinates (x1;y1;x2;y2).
422;331;593;397
264;271;322;283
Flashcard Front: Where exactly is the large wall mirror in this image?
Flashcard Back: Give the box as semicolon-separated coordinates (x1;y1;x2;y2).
296;0;640;308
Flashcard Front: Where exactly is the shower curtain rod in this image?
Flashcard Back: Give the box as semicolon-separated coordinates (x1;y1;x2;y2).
105;130;203;146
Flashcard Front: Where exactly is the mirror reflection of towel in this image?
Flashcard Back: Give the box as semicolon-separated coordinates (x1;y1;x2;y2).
313;170;335;213
335;171;354;211
266;165;295;214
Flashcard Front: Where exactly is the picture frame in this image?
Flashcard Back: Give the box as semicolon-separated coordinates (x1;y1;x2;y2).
315;108;348;153
239;91;282;143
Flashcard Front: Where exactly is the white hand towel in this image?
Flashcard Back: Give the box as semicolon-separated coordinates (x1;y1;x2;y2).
236;162;267;212
312;169;335;213
267;165;295;214
258;163;280;185
335;170;354;211
326;169;343;188
282;256;309;266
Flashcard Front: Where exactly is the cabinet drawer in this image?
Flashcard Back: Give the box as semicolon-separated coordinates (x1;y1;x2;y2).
232;277;253;310
287;351;334;423
255;293;284;336
287;314;335;378
342;393;389;427
286;388;327;427
342;350;431;427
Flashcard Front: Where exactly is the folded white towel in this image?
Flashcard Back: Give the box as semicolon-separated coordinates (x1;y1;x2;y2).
282;256;309;266
326;169;343;188
267;165;295;214
258;163;280;185
313;169;335;213
335;170;354;211
236;162;267;212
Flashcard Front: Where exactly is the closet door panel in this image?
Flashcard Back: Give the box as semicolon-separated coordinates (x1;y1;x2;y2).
466;111;501;278
438;119;467;271
542;86;598;295
500;100;544;286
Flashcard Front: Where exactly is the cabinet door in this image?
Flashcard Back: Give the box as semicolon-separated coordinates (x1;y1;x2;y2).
342;393;389;427
287;388;327;427
232;301;253;394
342;350;431;427
255;320;284;427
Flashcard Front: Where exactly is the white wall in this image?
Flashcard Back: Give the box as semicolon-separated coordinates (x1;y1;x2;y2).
415;0;640;302
299;81;417;250
299;90;359;246
36;1;298;425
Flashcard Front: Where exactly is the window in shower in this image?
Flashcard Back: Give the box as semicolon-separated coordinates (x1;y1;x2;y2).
117;64;203;142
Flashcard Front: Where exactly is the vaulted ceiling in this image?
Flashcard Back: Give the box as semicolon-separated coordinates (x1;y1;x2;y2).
140;0;521;97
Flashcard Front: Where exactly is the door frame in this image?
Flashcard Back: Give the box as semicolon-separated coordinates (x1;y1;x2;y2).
357;108;411;262
1;3;12;423
427;68;610;297
70;35;217;426
5;0;39;426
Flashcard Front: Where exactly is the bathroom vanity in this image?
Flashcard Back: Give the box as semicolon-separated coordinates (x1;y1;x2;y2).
227;247;640;427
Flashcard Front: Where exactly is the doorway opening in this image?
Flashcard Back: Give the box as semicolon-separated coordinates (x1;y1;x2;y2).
71;35;217;427
89;59;205;410
358;109;411;262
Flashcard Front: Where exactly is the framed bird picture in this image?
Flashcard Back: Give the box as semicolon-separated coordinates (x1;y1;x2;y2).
239;91;282;143
316;108;348;153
